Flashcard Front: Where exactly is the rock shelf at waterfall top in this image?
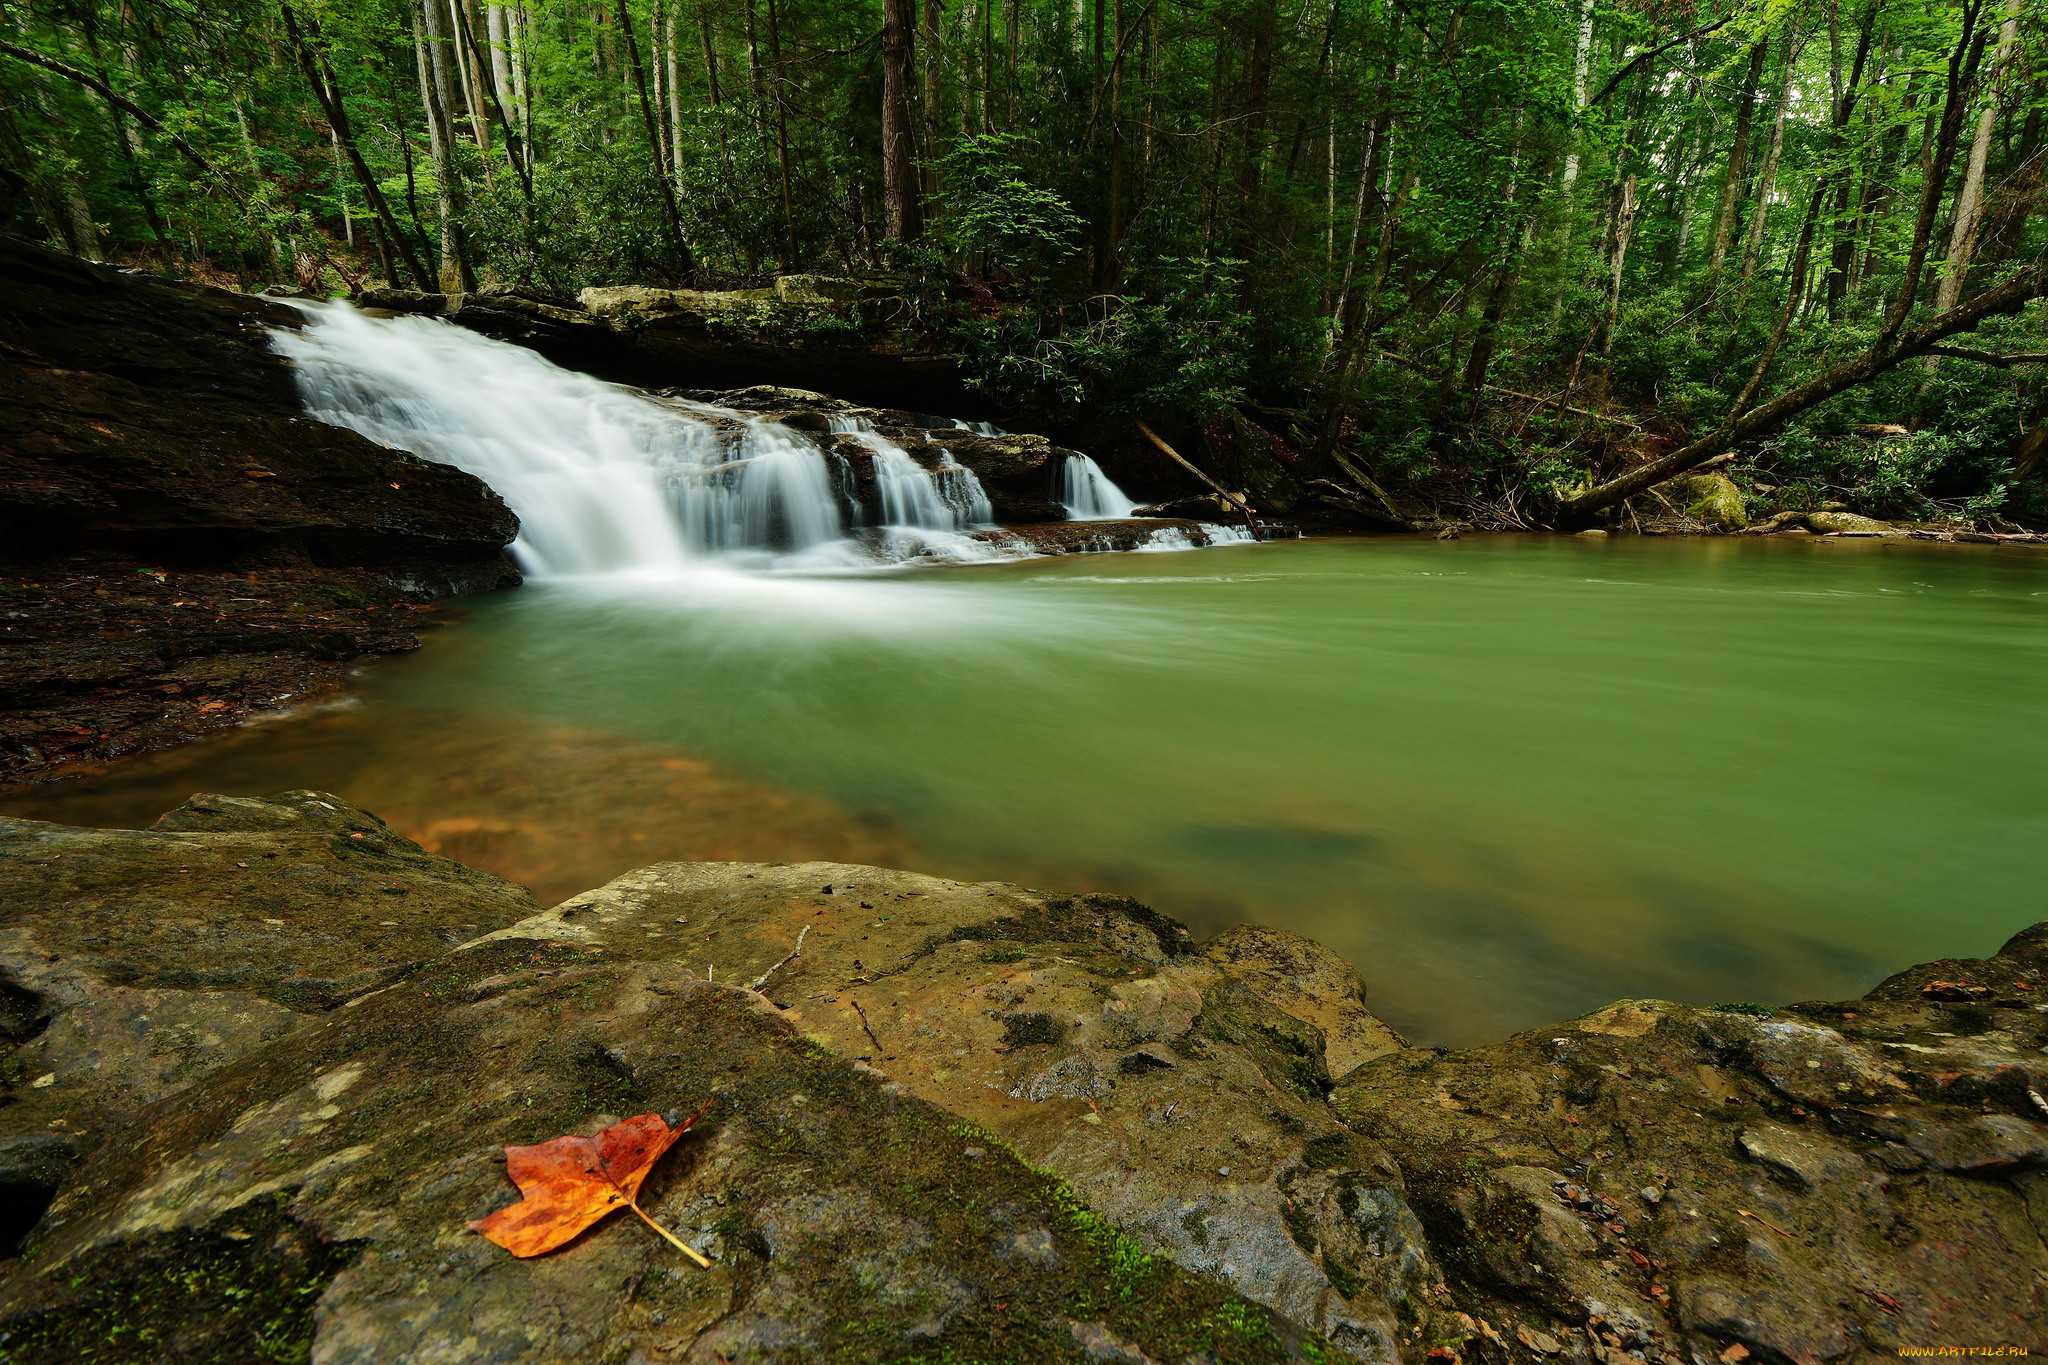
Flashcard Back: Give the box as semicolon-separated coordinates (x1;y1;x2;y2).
1;790;2045;1362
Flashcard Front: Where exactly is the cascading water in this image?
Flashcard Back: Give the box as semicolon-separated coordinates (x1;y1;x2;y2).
271;302;1178;576
828;416;993;530
1057;453;1141;520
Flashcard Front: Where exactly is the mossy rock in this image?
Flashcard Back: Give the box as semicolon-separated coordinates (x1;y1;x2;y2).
1674;473;1749;530
0;952;1330;1364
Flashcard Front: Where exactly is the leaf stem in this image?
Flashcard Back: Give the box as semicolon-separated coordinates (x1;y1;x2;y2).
627;1198;712;1267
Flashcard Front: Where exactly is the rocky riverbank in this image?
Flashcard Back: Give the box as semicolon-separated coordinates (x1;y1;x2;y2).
1;792;2040;1361
0;235;521;788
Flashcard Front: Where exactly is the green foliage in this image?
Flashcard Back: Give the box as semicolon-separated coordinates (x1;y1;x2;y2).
934;133;1084;274
1;0;2041;522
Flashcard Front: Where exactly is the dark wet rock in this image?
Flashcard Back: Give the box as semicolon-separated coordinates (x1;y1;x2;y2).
361;279;966;409
0;236;518;579
471;861;1453;1360
970;519;1265;556
0;563;454;786
0;790;537;1222
0;942;1329;1363
0;237;520;785
1331;922;2048;1359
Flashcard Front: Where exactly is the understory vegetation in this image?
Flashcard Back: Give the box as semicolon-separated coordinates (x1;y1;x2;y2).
3;0;2044;527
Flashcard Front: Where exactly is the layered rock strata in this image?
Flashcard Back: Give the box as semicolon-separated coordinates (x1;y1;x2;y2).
0;236;521;786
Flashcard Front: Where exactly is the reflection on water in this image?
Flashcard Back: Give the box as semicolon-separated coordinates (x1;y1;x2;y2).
10;535;2045;1047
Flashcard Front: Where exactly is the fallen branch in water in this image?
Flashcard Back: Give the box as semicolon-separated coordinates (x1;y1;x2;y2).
1133;419;1263;541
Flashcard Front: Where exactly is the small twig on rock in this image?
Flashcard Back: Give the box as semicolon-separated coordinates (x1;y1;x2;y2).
748;924;809;991
851;998;884;1055
1737;1207;1791;1237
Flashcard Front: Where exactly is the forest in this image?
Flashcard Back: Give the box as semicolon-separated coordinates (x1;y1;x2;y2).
4;0;2045;529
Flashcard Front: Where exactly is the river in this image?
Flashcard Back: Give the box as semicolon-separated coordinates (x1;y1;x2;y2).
14;531;2043;1047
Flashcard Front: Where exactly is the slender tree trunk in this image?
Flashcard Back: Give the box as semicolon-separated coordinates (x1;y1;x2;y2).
922;0;944;211
1560;0;1594;193
1707;40;1768;280
446;0;491;159
764;0;797;266
413;0;473;290
1598;174;1637;357
612;0;692;277
281;2;433;289
698;3;721;105
665;9;684;178
1740;35;1799;282
1935;0;2023;313
881;0;921;240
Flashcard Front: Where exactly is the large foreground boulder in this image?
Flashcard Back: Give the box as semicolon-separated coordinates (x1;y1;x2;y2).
0;792;538;1251
464;862;1448;1359
0;854;1332;1361
4;793;2045;1361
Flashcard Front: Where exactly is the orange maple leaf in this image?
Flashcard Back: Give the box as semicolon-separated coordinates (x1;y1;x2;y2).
470;1103;713;1263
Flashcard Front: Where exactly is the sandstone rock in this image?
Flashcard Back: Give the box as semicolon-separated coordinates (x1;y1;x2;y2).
465;861;1449;1358
0;791;538;1237
1806;510;1901;536
1205;926;1408;1079
0;945;1331;1363
1675;473;1749;530
1332;920;2048;1357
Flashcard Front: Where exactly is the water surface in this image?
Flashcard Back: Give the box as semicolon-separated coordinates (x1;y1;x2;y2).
15;533;2044;1047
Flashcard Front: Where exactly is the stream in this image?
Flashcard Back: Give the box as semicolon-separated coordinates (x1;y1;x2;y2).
9;308;2045;1047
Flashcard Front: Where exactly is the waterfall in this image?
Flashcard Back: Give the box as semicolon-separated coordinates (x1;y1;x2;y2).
828;417;994;530
269;302;1163;577
952;417;1140;521
1057;453;1140;520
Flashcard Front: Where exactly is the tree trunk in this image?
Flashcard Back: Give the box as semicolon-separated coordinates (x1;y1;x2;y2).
881;0;921;241
1598;174;1637;356
613;0;693;278
1558;266;2046;520
764;0;798;266
281;2;433;290
665;9;685;178
413;0;474;290
1560;0;1594;193
1934;0;2023;313
698;3;720;104
1739;36;1799;282
1707;39;1767;280
446;0;492;159
921;0;944;211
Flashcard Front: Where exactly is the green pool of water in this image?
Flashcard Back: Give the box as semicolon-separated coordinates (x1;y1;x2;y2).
18;534;2046;1047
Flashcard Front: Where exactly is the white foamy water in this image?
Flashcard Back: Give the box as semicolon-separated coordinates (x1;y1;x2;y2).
270;302;1160;578
1058;452;1140;519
